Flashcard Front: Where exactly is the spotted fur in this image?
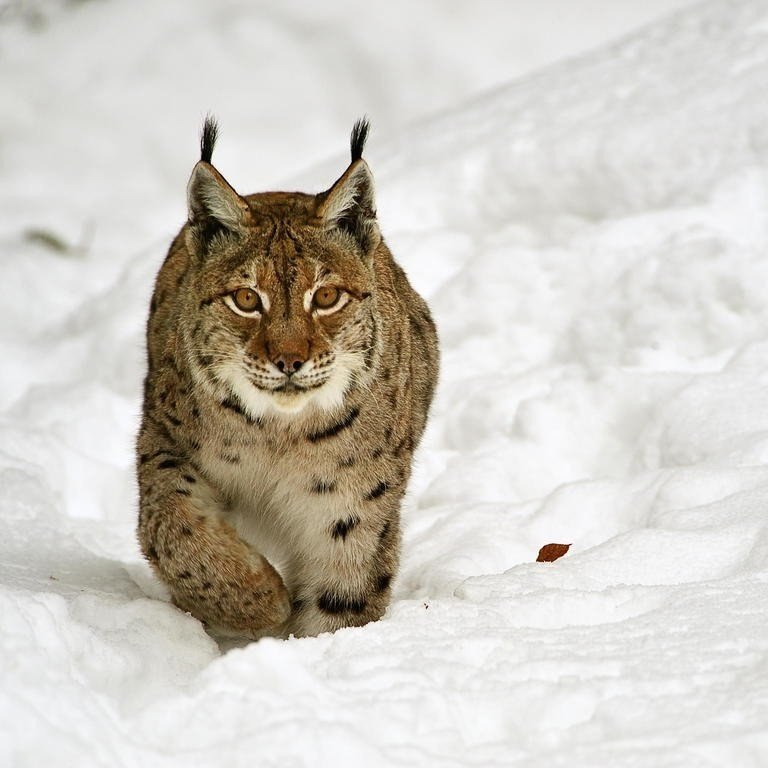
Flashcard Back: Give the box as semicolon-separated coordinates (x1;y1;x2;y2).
137;117;438;639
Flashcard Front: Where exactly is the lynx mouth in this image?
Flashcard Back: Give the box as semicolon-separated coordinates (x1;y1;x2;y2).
221;360;351;419
251;376;331;415
244;376;326;396
272;379;327;394
273;381;303;394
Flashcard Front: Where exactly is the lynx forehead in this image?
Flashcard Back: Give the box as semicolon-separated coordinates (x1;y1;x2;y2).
137;117;438;639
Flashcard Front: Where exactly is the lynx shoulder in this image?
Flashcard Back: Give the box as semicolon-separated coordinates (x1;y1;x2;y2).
136;117;438;638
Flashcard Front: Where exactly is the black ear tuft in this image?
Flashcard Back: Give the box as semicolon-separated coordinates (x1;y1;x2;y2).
200;114;219;163
350;118;370;163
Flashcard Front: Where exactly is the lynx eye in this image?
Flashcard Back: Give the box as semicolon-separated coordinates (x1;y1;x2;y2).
229;288;262;315
313;286;341;310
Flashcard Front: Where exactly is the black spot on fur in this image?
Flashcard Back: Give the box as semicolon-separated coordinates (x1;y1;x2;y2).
312;479;336;494
317;592;367;615
160;355;178;374
350;117;370;162
142;447;178;465
338;455;356;468
365;481;388;501
147;546;158;561
379;521;391;541
220;396;262;426
375;573;392;593
331;515;360;541
284;228;304;262
200;114;218;163
182;474;196;483
181;525;192;535
201;581;212;590
219;397;243;415
178;571;192;579
158;458;182;470
149;295;158;314
176;488;191;496
291;598;305;612
220;453;240;465
308;406;360;442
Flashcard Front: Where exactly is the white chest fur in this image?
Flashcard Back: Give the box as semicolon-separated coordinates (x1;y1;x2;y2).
198;440;356;593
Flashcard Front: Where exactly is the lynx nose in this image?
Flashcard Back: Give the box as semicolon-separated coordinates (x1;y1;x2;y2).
272;350;306;375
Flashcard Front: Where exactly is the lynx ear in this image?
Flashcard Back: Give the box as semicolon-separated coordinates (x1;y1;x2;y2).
186;116;251;245
316;119;379;254
187;162;251;234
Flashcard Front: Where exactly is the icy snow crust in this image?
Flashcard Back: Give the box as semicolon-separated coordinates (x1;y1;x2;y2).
3;0;768;765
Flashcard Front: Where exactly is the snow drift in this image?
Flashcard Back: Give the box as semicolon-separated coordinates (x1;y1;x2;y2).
3;0;768;766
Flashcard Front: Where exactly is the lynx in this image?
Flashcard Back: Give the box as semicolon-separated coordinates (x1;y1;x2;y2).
136;118;438;639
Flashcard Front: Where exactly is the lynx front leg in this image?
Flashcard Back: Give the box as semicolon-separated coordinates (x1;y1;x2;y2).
287;513;400;637
138;458;290;639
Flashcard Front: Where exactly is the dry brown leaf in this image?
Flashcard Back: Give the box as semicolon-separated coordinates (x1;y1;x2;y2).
536;543;571;562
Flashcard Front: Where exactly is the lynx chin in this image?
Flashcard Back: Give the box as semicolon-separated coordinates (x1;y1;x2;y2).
136;117;439;639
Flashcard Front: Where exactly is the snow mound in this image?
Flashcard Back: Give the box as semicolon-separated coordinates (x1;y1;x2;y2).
3;0;768;765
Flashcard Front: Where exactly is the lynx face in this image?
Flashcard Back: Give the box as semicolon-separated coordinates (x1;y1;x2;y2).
183;226;376;417
178;120;381;420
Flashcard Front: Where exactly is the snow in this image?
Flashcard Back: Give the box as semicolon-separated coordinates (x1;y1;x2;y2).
3;0;768;765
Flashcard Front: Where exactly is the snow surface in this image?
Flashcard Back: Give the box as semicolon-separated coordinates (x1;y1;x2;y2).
3;0;768;765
